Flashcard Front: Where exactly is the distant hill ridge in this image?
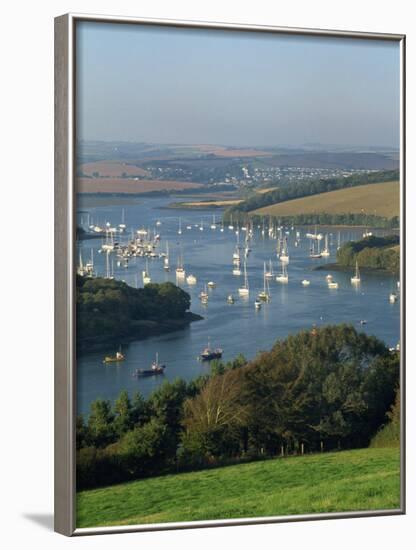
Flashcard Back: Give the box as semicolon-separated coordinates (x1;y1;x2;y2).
224;170;399;227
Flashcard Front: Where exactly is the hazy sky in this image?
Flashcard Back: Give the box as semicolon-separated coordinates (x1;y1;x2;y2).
76;21;400;148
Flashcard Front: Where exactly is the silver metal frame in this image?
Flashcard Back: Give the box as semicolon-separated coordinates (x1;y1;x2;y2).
54;13;406;537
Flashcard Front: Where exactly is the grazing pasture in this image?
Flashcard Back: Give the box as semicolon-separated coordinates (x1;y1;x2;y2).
77;447;400;528
253;181;399;218
80;160;149;178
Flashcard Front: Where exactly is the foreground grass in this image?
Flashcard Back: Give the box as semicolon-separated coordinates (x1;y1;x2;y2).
77;447;400;528
253;181;399;218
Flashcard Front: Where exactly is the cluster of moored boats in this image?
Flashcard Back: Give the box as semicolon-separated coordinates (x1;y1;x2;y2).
80;214;400;341
102;339;223;378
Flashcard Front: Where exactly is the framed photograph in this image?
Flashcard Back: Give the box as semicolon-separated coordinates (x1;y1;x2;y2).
54;13;405;536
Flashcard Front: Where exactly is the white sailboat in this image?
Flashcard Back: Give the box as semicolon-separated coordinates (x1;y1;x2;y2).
199;285;209;304
163;241;170;271
321;234;330;257
105;250;113;279
177;217;182;235
310;239;322;259
142;259;151;285
351;260;361;284
175;248;186;280
265;259;274;280
238;260;250;296
210;215;216;230
258;262;271;302
118;209;126;232
280;237;289;263
276;262;289;283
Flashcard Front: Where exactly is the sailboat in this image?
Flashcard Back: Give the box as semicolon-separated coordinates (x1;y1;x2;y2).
279;237;289;263
337;231;341;250
228;214;234;230
142;259;151;285
77;251;86;276
238;260;249;296
105;250;114;279
310;239;322;259
85;249;95;277
276;262;289;283
200;219;204;231
175;250;186;280
265;259;274;280
177;217;182;235
199;284;209;304
210;215;216;230
258;262;271;302
321;234;330;257
163;241;170;271
351;260;361;284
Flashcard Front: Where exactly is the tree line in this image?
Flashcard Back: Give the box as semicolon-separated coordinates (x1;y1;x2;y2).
223;170;399;220
77;324;399;490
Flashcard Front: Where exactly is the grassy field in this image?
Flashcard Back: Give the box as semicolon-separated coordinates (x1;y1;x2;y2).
77;447;400;528
77;177;202;194
80;160;149;178
253;181;399;218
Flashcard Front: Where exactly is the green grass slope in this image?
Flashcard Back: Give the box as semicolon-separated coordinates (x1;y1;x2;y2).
252;181;399;218
77;447;400;528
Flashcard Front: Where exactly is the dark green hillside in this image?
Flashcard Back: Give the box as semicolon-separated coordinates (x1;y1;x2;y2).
337;235;400;273
76;276;200;349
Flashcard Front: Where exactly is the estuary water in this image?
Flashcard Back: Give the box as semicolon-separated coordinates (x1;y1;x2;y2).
76;195;400;416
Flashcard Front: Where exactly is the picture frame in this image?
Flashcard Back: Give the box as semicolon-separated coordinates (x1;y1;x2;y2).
55;13;406;536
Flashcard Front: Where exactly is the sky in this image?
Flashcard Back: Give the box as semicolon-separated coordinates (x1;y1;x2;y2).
76;21;401;148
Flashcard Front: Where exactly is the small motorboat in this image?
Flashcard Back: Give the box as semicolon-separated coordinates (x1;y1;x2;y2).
103;350;125;364
254;299;262;310
389;292;398;303
186;274;197;285
227;294;235;304
302;279;311;286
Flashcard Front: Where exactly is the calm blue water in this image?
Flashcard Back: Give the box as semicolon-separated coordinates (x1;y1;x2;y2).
76;196;400;415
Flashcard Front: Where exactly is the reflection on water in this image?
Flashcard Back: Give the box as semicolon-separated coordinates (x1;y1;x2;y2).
76;196;400;415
